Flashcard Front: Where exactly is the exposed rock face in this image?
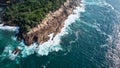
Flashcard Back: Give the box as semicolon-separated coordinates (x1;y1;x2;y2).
23;0;81;46
12;47;21;54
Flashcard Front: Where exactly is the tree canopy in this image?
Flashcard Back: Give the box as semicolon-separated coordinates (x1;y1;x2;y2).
3;0;66;33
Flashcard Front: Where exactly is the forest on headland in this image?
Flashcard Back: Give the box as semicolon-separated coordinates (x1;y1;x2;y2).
2;0;66;33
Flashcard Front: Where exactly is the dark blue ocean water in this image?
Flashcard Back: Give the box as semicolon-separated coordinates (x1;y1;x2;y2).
0;0;120;68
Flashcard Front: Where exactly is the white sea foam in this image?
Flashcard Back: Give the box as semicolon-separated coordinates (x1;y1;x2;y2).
11;36;17;41
36;33;63;56
104;22;120;67
21;43;37;57
0;24;19;32
83;0;120;67
65;30;80;55
1;45;17;60
9;50;19;60
84;0;115;10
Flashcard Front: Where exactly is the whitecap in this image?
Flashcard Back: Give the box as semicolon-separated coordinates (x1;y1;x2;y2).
0;24;19;32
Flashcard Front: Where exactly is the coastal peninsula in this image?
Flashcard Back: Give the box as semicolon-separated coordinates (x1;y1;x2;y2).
1;0;81;54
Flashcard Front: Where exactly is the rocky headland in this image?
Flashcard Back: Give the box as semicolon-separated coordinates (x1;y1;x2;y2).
1;0;81;54
23;0;81;45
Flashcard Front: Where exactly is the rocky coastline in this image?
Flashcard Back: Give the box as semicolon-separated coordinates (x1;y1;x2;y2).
23;0;81;46
1;0;81;54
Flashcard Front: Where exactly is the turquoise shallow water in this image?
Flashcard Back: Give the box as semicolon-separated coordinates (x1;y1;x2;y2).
0;0;120;68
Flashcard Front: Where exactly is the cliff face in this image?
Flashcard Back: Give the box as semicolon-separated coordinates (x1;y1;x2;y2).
23;0;81;45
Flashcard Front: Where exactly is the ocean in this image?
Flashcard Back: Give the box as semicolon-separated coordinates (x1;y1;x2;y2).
0;0;120;68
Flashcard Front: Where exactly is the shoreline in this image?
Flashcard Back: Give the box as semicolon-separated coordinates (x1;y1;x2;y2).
1;0;82;55
22;0;81;46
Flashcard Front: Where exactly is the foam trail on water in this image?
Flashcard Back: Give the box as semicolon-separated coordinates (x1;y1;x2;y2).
1;45;15;60
84;0;116;11
104;23;120;68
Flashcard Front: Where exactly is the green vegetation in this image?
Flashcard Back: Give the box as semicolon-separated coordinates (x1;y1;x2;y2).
3;0;66;33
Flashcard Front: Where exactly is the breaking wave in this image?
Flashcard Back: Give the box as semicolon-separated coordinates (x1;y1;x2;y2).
0;24;19;32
